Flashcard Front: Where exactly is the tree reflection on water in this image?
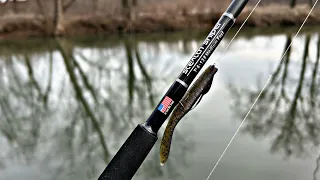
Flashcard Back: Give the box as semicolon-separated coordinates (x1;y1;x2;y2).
0;36;195;180
228;33;320;175
1;29;319;180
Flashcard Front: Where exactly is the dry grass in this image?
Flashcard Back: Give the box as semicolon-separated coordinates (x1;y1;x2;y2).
242;4;320;26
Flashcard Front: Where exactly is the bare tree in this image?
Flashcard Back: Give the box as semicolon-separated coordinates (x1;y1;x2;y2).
54;0;64;36
0;34;201;179
12;0;17;13
54;0;75;35
35;0;50;33
309;0;314;7
56;39;110;162
122;0;131;19
92;0;99;14
228;34;320;158
290;0;297;8
121;0;138;20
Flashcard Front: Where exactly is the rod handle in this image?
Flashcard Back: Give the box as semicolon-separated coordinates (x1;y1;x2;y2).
98;124;158;180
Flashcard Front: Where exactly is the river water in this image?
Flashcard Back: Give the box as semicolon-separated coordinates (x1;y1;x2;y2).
0;26;320;180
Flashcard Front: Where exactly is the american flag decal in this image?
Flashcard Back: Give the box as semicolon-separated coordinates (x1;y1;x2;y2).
157;96;174;115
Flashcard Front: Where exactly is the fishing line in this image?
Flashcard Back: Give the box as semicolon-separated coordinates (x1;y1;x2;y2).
214;0;262;65
205;0;319;180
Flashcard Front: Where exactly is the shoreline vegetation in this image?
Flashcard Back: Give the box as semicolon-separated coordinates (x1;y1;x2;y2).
0;0;319;40
1;24;319;57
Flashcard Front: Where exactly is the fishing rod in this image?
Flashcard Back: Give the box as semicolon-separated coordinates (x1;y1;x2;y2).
98;0;248;179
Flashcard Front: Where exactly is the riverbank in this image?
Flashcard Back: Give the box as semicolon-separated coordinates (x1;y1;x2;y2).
0;4;319;40
1;24;319;58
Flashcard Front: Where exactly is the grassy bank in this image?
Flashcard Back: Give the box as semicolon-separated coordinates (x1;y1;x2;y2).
0;3;319;40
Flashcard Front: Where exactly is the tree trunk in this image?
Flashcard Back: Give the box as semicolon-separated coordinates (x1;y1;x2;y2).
132;0;137;6
131;0;138;20
35;0;51;35
54;0;64;36
92;0;98;14
13;0;17;14
290;0;297;8
121;0;131;19
309;0;313;7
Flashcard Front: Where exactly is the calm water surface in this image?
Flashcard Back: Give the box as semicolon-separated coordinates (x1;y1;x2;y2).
0;26;320;180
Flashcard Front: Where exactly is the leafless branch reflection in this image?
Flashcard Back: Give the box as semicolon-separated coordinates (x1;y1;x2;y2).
228;33;320;158
0;35;195;179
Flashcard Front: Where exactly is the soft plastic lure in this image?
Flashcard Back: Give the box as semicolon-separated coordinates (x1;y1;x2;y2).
159;65;218;165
